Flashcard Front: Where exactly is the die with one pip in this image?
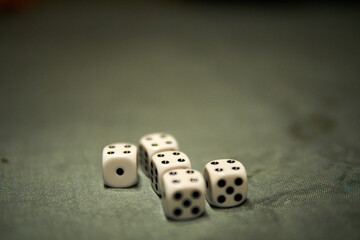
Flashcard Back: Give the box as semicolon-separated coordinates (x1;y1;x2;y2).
102;143;138;187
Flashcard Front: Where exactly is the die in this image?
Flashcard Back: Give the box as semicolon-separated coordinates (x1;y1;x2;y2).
138;133;179;177
203;159;247;207
150;151;191;195
161;169;206;220
102;143;138;187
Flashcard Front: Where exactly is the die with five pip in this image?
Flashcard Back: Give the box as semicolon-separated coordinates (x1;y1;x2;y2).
204;159;248;207
161;169;206;220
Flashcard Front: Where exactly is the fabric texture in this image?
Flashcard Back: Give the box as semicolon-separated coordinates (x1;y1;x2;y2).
0;2;359;239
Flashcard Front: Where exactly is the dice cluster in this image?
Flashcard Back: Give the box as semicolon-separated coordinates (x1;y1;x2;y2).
102;132;248;221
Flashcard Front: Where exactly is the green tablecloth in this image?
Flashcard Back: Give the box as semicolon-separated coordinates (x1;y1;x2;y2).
0;2;359;239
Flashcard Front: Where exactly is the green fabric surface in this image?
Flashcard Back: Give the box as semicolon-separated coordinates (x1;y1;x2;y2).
0;2;360;239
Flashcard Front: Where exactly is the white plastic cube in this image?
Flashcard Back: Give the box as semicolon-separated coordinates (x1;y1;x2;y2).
161;169;206;220
150;151;191;195
138;133;179;177
204;159;247;207
102;143;138;187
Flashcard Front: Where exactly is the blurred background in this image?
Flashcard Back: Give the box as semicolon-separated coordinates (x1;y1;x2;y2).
0;0;359;239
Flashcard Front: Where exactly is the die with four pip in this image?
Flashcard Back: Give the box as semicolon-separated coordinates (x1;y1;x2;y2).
102;133;248;221
138;133;179;177
150;150;191;196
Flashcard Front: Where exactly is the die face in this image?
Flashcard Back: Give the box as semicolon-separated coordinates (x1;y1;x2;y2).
138;144;149;176
150;151;191;195
162;169;205;220
204;159;247;207
138;133;179;177
102;143;138;187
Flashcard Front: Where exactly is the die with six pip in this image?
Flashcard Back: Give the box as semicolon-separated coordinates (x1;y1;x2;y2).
102;143;138;188
204;159;247;207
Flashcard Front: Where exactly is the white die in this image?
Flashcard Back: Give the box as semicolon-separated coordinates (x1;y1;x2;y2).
150;151;191;195
138;133;179;177
102;143;138;187
161;169;206;220
204;159;247;207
